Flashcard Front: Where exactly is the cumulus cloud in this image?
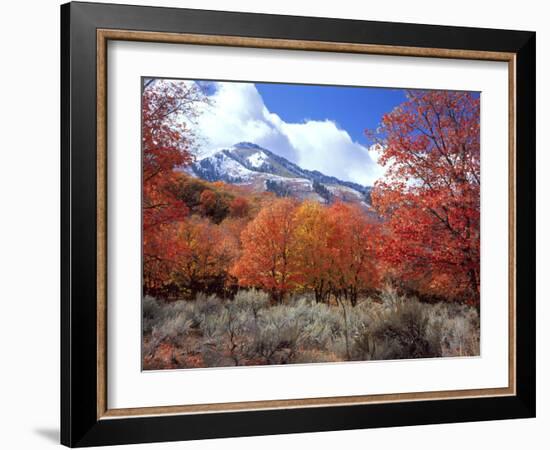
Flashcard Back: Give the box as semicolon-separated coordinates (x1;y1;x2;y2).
194;81;384;186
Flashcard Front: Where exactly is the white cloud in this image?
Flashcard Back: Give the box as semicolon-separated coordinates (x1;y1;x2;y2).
194;81;384;186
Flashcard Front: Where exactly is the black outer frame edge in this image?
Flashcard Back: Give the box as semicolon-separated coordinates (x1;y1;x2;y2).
514;33;536;416
62;2;100;446
79;396;534;447
60;2;536;447
60;2;71;447
67;1;535;52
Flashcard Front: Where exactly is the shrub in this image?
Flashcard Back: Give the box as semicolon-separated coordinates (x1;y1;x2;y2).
426;302;480;356
232;289;270;318
299;302;342;349
251;305;301;364
351;324;378;360
371;299;442;359
143;296;162;334
198;291;268;366
192;293;223;327
143;288;480;368
159;314;193;341
349;288;445;360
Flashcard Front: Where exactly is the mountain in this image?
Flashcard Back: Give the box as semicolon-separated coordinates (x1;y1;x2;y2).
190;142;372;206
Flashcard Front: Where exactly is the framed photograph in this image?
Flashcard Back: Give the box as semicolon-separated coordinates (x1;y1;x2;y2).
61;1;536;447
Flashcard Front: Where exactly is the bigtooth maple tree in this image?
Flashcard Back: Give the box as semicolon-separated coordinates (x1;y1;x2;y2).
231;198;302;304
171;216;239;298
142;79;208;293
370;90;480;304
293;201;333;303
325;202;380;306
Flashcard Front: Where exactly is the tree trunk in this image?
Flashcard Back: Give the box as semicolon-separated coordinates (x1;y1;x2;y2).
337;298;351;360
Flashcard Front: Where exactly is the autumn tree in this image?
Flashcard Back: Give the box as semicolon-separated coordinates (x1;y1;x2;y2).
229;197;250;218
171;216;239;298
198;189;217;216
142;79;207;228
142;79;208;292
231;198;301;303
293;201;333;303
142;225;180;297
196;188;232;223
325;203;380;306
369;90;480;304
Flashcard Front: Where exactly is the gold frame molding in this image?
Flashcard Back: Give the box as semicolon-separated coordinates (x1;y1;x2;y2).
96;29;517;420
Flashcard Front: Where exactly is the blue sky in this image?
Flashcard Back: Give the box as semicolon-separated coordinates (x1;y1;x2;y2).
192;80;410;185
255;83;408;145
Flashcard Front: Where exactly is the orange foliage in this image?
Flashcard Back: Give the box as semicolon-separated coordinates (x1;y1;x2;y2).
231;199;381;304
293;201;332;302
231;198;302;303
171;217;239;297
325;203;380;306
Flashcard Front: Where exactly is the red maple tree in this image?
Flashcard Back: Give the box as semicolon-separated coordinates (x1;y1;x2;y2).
142;79;208;294
369;90;480;304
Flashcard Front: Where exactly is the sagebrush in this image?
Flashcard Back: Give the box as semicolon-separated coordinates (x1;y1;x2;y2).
143;288;479;369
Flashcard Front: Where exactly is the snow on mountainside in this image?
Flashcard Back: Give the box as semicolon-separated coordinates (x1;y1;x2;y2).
191;142;373;206
246;151;269;168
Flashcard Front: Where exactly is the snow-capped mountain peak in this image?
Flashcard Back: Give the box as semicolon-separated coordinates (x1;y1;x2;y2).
192;142;372;206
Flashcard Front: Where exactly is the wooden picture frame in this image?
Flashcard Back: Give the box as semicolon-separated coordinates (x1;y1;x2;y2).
61;1;535;446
